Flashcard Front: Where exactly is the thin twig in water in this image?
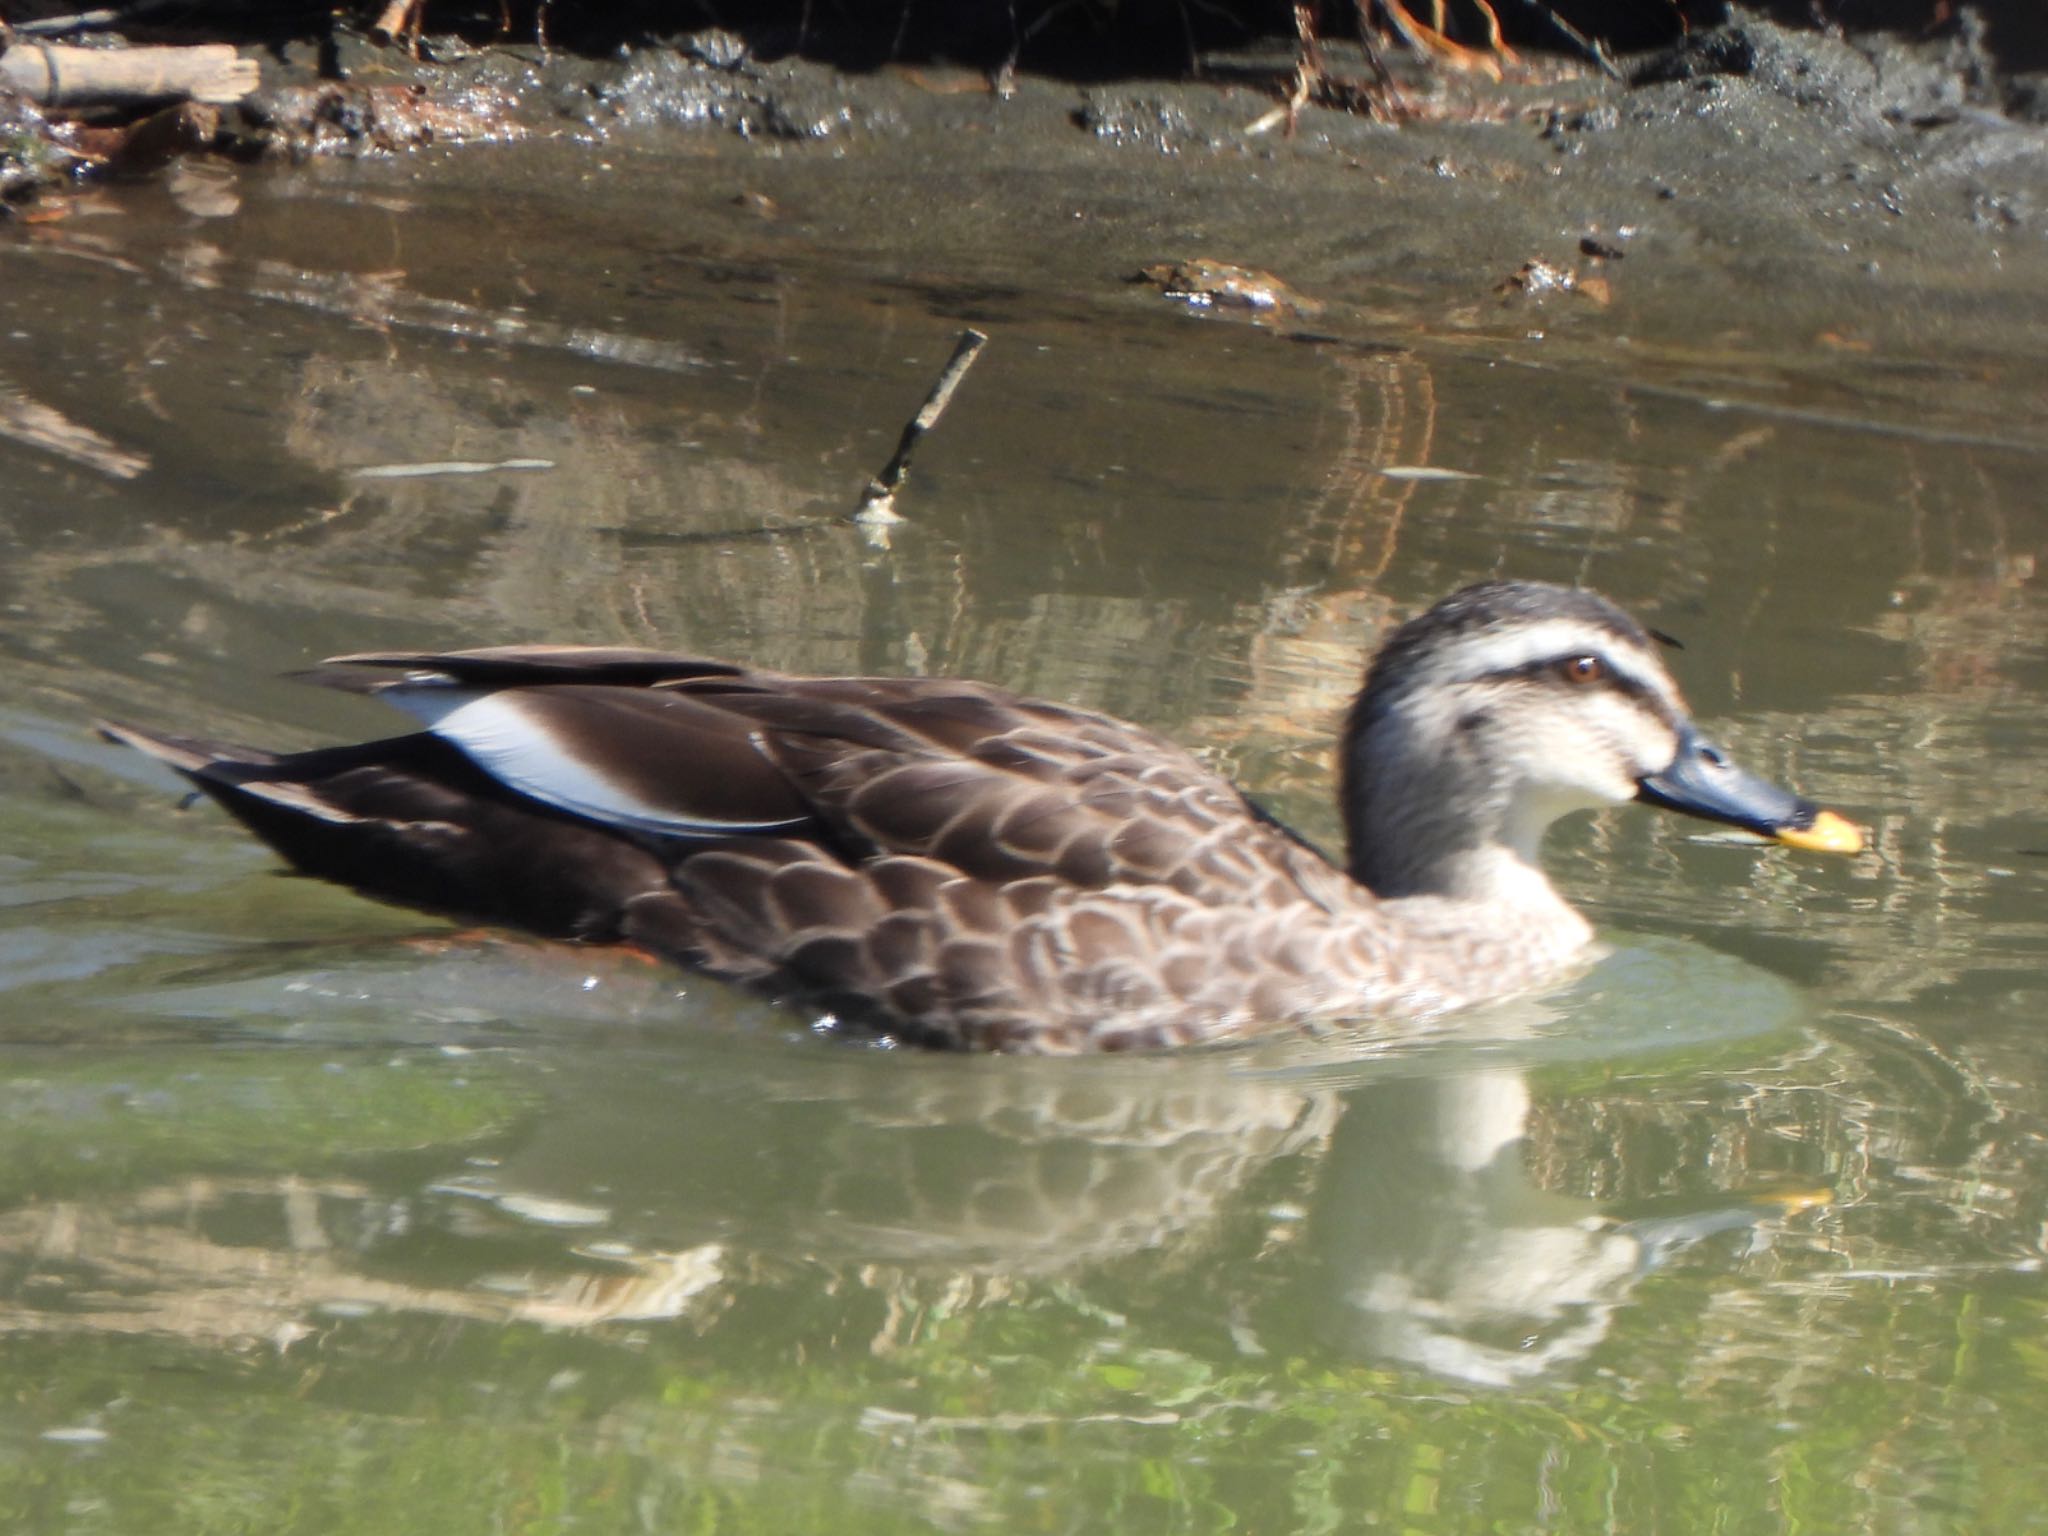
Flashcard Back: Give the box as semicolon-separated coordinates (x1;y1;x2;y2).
851;328;989;535
622;329;993;551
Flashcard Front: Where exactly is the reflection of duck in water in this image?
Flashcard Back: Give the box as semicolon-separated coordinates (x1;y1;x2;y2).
101;581;1860;1051
1311;1067;1832;1388
447;1048;1341;1278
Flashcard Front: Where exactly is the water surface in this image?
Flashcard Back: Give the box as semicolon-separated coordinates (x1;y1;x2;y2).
1;108;2046;1534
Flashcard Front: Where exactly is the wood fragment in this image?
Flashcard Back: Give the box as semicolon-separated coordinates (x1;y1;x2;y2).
0;43;259;110
851;329;989;530
370;0;426;52
1467;0;1521;66
1374;0;1506;80
0;379;149;479
371;0;415;40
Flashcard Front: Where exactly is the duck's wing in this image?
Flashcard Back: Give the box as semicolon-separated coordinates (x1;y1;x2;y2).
294;645;801;840
307;646;1337;903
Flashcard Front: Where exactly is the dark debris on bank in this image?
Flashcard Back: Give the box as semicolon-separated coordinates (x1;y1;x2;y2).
4;0;2040;71
1;0;2043;211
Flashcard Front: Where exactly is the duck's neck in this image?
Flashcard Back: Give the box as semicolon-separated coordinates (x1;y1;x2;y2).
1348;812;1593;968
1340;706;1594;961
1365;844;1596;1004
1417;844;1586;929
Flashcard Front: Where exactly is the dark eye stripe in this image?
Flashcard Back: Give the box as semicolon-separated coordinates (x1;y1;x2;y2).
1484;656;1622;686
1482;656;1680;726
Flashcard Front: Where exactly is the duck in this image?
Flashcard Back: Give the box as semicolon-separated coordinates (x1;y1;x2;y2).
98;580;1862;1053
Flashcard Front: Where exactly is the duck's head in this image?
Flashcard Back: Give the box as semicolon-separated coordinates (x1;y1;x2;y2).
1341;581;1861;899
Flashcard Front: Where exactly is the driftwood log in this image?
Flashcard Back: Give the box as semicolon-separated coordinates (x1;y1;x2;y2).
0;42;258;111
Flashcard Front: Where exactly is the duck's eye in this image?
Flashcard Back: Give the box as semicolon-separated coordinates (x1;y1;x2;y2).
1557;655;1607;686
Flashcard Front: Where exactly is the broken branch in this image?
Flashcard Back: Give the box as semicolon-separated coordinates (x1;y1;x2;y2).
851;328;989;531
0;42;259;111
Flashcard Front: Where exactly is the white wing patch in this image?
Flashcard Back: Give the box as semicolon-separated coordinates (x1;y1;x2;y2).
387;688;805;839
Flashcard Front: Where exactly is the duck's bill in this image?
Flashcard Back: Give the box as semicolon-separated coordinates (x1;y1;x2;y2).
1636;728;1865;855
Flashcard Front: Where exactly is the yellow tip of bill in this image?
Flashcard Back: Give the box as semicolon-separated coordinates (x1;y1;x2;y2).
1756;1185;1835;1215
1776;809;1865;856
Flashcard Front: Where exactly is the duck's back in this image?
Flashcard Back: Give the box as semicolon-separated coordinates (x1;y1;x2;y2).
639;676;1417;1051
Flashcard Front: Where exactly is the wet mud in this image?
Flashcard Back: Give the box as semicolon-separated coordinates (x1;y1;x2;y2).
13;7;2042;382
517;9;2048;408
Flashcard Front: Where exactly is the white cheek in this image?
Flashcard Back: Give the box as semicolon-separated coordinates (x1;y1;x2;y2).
1531;704;1653;803
1503;697;1672;841
1613;701;1684;783
1523;773;1631;822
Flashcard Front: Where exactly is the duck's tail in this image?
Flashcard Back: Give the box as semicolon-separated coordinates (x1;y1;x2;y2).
97;718;277;778
96;718;679;943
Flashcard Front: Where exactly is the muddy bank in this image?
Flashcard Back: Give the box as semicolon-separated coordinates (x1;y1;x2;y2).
460;5;2048;390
